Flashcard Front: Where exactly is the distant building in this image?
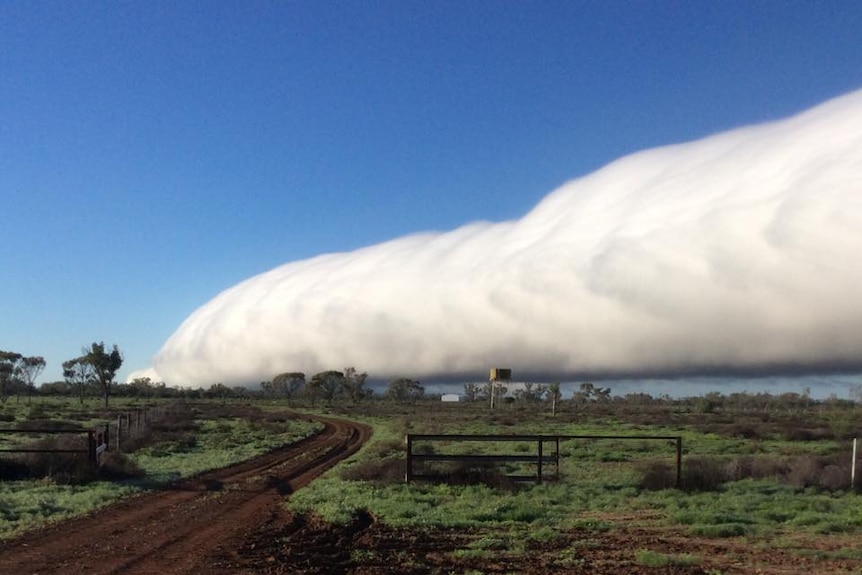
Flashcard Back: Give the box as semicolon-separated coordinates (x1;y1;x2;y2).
441;394;460;403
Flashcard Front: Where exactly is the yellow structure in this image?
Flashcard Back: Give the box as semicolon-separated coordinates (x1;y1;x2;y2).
489;368;512;381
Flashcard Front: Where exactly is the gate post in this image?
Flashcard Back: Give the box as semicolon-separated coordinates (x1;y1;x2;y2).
675;437;682;489
405;435;414;483
537;437;543;484
87;430;97;464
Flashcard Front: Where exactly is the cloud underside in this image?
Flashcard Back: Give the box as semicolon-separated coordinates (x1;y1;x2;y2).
152;90;862;387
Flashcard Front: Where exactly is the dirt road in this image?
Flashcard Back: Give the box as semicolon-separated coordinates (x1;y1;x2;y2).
0;415;371;575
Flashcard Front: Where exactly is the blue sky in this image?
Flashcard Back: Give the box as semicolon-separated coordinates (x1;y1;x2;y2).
2;2;861;384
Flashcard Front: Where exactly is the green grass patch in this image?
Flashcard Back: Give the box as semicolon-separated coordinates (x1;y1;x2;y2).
0;401;322;540
634;549;700;567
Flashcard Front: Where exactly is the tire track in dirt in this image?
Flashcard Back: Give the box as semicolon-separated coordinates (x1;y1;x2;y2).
0;414;371;575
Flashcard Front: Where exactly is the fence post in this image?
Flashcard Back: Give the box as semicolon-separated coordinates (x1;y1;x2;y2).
675;437;683;489
405;435;413;483
852;438;857;489
555;436;561;480
537;436;543;484
87;430;96;464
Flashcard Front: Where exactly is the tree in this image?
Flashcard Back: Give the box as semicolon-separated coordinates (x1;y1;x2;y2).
127;376;164;398
548;381;562;417
309;370;344;405
341;367;371;403
63;357;93;404
272;372;306;405
83;342;123;407
572;382;611;405
386;377;424;403
463;382;485;402
514;382;546;403
205;382;232;400
0;351;24;404
19;356;46;404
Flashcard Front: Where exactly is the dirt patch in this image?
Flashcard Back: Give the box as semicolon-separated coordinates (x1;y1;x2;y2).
224;513;862;575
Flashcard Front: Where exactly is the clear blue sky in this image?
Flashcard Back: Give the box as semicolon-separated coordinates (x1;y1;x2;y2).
2;2;861;384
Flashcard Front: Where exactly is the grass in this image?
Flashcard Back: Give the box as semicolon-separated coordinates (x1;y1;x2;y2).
634;549;700;567
0;479;139;539
287;402;862;547
0;399;322;540
131;416;320;482
5;394;862;569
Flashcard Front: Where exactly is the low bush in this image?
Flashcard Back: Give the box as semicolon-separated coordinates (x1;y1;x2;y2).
18;436;97;484
340;457;405;484
430;462;516;491
0;457;30;480
15;419;80;431
98;451;144;480
636;460;676;490
638;454;855;492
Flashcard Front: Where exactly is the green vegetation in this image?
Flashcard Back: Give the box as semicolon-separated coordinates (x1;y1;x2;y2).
634;549;700;567
3;384;862;569
0;399;320;540
288;395;862;548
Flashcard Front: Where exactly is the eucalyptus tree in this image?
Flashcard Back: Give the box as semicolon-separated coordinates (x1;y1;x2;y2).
63;357;93;404
548;381;562;417
272;372;306;405
309;370;344;405
83;342;123;407
341;367;371;403
386;377;424;403
0;351;24;403
19;356;46;404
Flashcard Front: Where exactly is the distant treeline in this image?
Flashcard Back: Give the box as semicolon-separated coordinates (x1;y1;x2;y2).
20;376;862;412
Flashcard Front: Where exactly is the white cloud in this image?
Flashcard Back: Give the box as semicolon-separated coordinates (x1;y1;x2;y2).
153;89;862;387
125;367;164;384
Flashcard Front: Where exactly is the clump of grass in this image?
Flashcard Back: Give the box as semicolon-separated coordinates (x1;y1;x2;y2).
340;457;405;484
689;523;748;537
634;549;700;567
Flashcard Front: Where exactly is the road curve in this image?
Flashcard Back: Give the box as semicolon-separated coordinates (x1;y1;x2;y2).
0;413;371;575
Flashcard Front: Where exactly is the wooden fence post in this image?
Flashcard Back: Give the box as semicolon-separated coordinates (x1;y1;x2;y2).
537;437;543;484
405;435;414;483
852;438;857;489
556;436;561;480
675;437;683;489
87;430;96;464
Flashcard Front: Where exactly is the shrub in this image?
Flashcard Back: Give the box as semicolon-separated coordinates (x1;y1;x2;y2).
786;456;827;489
15;419;80;431
98;451;144;480
637;460;676;490
19;436;97;484
340;457;405;484
0;456;30;480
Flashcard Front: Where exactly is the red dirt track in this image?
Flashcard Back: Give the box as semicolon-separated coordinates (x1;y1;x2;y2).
0;415;371;575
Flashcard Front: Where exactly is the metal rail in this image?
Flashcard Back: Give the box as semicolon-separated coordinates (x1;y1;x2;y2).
406;433;683;487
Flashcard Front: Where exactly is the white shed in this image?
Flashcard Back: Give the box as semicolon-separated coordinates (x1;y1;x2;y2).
441;394;461;403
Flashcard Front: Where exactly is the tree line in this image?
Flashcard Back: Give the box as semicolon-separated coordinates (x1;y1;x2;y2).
1;342;122;407
258;367;425;405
